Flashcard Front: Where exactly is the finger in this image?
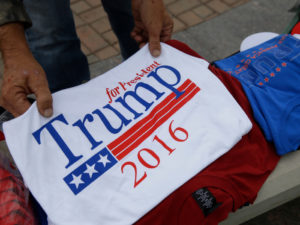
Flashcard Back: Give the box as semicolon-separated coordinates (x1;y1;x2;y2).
148;31;161;57
35;87;53;117
139;42;146;48
28;72;53;117
0;89;31;117
160;26;173;42
131;26;146;44
160;33;171;42
130;29;139;39
131;33;144;43
13;94;32;117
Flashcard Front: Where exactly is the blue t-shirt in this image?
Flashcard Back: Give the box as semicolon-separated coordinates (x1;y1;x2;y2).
215;34;300;155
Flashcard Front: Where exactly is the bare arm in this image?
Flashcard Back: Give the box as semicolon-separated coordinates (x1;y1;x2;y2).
0;22;53;117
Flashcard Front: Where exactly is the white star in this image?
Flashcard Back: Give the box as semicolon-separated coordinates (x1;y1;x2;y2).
84;164;98;178
70;174;84;189
98;154;111;167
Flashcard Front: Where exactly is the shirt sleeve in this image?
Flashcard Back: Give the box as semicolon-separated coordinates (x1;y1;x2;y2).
0;0;32;28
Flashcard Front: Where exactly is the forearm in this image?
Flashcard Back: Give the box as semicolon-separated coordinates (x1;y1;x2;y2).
0;23;53;118
0;23;31;66
0;2;52;118
0;0;32;28
0;0;32;65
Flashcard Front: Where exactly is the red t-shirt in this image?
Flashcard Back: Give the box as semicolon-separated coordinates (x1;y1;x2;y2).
135;40;280;225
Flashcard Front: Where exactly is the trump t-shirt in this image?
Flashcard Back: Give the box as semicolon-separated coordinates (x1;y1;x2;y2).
4;43;252;225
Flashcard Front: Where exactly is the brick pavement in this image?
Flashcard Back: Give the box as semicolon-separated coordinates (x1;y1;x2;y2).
71;0;250;64
0;0;249;81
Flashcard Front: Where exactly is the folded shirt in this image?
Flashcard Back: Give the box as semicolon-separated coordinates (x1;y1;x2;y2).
135;40;279;225
4;43;251;225
215;34;300;155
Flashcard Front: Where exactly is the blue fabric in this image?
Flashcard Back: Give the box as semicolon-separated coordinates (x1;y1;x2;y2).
215;34;300;155
102;0;139;59
23;0;138;93
31;194;48;225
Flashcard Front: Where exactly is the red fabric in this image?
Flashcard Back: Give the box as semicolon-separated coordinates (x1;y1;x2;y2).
0;166;37;225
135;40;280;225
0;131;5;141
291;21;300;35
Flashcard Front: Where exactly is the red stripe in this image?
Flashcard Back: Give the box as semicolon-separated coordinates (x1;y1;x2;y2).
111;82;200;159
109;80;194;154
113;81;196;155
108;79;192;151
107;79;200;160
112;83;197;157
116;86;200;160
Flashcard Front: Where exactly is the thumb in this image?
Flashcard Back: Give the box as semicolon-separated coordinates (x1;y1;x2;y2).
29;74;53;118
35;87;53;118
148;31;161;57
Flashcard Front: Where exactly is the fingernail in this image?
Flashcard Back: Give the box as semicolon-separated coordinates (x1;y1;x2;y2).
43;108;53;117
152;49;161;58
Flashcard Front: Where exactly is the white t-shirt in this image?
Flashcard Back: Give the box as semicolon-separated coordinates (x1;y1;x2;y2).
4;43;252;225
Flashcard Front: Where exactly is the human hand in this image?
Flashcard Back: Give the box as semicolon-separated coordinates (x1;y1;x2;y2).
131;0;173;57
0;23;53;117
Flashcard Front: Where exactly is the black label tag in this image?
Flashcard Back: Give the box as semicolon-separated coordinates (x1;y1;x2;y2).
192;187;222;217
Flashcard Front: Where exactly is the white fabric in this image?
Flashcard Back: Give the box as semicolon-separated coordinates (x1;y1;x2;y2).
4;43;252;225
293;33;300;39
240;32;279;51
